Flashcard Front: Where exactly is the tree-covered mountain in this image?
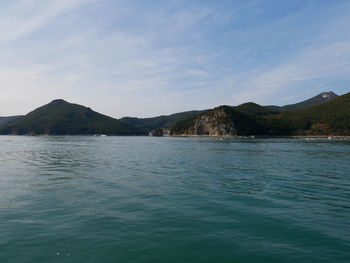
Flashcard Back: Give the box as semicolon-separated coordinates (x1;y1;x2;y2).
280;92;350;135
171;92;350;136
120;110;202;132
266;91;338;112
0;99;147;135
0;91;347;137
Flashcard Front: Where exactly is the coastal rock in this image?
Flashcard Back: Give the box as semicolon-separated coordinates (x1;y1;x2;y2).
171;107;237;136
149;128;170;137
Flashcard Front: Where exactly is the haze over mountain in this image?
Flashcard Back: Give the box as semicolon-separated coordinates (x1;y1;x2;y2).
0;100;147;136
0;116;23;127
120;111;202;133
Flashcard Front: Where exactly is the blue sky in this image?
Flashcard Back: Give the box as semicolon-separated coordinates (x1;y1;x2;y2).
1;0;349;118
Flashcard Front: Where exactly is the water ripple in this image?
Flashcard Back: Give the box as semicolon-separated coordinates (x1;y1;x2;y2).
0;136;349;262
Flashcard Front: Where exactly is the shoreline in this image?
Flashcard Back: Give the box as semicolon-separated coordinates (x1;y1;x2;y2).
0;134;350;139
168;135;350;139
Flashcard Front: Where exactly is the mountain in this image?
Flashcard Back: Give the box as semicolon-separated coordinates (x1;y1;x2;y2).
0;99;147;135
0;91;347;137
266;91;338;112
120;110;202;132
171;92;350;136
281;92;350;135
0;115;23;127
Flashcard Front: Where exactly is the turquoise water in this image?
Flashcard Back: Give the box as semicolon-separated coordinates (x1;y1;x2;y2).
0;136;349;262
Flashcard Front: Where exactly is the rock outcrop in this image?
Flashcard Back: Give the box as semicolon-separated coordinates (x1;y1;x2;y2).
149;128;170;137
171;106;238;136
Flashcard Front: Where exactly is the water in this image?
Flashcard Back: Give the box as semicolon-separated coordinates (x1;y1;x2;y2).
0;136;349;262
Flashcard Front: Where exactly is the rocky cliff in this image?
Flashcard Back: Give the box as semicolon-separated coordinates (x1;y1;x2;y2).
170;106;247;136
184;108;236;136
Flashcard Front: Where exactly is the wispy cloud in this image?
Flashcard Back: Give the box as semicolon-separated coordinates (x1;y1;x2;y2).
230;40;350;105
0;0;349;117
0;0;90;44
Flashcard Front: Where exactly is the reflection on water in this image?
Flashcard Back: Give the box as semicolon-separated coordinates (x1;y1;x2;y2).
0;136;349;262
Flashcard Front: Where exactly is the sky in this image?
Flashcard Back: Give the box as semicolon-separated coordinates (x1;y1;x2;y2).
0;0;350;118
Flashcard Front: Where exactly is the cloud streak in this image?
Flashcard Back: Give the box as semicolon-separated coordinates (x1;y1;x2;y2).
0;0;349;117
230;40;350;105
0;0;90;44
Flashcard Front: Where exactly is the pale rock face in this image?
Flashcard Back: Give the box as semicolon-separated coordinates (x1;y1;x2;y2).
321;91;338;100
181;108;236;136
149;128;170;137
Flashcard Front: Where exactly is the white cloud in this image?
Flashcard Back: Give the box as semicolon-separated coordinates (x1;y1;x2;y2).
230;40;350;104
0;0;350;117
0;0;90;44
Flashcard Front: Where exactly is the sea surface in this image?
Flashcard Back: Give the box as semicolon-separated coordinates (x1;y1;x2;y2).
0;136;349;263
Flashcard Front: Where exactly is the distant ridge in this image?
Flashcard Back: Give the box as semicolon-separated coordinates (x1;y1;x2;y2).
266;91;338;112
121;91;340;133
171;92;350;136
120;110;202;132
0;115;23;127
0;99;147;135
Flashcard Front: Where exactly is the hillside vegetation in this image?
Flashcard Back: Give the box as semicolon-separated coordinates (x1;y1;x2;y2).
0;91;347;137
0;99;147;135
281;92;350;135
120;110;201;132
171;92;350;136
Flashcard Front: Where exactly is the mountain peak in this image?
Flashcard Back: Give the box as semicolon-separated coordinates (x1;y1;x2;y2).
50;99;69;104
266;91;340;112
319;91;338;100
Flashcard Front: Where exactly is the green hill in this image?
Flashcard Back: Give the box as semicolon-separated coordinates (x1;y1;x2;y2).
280;92;350;135
0;99;147;135
236;102;279;116
120;110;202;132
